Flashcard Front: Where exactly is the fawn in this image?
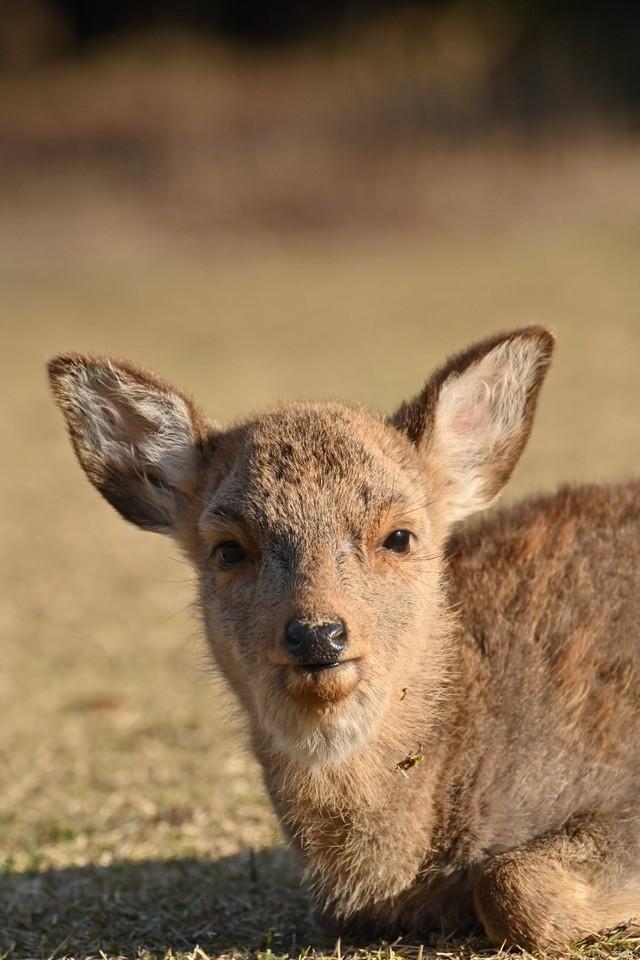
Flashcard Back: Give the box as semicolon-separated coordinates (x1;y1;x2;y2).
49;328;640;952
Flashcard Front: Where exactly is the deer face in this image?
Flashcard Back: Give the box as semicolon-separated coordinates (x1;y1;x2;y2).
49;328;553;766
195;404;445;765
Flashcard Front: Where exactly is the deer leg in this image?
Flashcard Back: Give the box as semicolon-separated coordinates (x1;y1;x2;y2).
473;813;640;952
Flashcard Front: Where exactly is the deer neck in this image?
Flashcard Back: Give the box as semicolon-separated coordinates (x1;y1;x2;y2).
254;656;457;916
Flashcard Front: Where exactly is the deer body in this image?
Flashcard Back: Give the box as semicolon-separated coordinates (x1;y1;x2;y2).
257;481;640;943
49;330;640;951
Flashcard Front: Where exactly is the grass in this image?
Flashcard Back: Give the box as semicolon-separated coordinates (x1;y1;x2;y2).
2;41;640;960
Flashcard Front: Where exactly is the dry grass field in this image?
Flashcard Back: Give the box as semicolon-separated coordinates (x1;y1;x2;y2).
1;44;640;960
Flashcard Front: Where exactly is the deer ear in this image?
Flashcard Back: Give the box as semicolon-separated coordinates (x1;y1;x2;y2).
392;327;554;523
48;354;211;534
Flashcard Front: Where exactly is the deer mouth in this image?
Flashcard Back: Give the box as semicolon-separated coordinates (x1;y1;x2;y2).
298;660;344;674
297;656;361;677
286;658;361;703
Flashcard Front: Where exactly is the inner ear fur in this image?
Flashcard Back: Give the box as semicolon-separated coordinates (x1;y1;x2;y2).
391;327;555;522
48;353;211;534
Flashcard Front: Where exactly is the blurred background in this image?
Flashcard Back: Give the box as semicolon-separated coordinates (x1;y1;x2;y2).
1;3;640;956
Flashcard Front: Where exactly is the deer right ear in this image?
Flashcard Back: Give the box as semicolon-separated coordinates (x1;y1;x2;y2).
391;327;554;523
48;354;213;535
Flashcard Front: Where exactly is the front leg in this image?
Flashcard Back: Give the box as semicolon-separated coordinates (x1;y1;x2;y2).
473;814;640;952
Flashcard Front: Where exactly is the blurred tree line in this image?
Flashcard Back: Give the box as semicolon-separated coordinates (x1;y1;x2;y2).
1;0;639;126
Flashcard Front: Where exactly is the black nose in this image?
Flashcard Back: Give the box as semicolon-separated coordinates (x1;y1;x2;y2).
284;617;347;665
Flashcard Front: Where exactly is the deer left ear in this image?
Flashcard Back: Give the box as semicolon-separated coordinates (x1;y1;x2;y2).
48;353;212;534
391;327;554;523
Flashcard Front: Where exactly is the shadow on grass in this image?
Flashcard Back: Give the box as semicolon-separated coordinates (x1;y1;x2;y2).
0;847;328;959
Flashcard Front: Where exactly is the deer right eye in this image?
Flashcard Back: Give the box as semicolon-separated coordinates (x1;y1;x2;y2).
382;529;413;555
214;540;247;568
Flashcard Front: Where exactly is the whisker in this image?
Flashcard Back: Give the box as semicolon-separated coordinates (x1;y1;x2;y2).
159;595;203;625
156;578;199;585
161;552;192;568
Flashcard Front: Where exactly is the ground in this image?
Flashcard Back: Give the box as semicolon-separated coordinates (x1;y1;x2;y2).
1;43;640;960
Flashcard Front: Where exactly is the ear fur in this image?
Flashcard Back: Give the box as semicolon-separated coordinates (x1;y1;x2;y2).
392;327;554;523
48;353;210;533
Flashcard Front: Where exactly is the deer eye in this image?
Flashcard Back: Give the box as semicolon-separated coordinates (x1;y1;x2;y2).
382;529;412;555
214;540;247;569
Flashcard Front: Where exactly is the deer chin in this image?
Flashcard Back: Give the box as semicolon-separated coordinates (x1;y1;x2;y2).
256;665;384;767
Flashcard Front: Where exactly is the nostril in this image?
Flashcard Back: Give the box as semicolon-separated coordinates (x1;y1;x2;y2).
284;617;348;663
317;620;347;650
284;619;306;654
284;620;304;655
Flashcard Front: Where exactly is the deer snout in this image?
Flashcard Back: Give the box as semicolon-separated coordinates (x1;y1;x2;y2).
284;617;347;667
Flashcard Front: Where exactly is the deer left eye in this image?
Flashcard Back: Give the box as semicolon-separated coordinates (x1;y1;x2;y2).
382;530;412;555
214;540;247;568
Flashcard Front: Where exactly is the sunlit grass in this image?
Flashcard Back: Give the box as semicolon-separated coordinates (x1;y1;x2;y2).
1;51;640;958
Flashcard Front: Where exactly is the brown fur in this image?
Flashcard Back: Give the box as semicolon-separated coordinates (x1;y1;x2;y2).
48;329;640;952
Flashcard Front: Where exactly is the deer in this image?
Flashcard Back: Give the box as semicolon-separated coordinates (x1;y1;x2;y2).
48;327;640;953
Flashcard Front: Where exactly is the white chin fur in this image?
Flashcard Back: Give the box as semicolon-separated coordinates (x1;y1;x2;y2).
260;688;386;769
